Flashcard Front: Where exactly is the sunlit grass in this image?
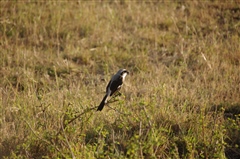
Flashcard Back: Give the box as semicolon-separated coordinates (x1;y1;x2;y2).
1;1;240;158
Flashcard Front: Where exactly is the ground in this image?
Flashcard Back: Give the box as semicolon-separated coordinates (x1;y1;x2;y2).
0;1;240;158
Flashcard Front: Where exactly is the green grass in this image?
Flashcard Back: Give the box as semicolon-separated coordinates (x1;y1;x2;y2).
1;1;240;158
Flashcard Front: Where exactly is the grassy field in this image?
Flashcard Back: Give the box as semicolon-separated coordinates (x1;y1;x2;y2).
1;1;240;158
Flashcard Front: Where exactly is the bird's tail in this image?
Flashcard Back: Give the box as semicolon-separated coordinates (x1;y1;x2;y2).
97;94;108;111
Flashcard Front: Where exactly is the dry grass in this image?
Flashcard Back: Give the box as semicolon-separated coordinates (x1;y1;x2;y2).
1;1;240;158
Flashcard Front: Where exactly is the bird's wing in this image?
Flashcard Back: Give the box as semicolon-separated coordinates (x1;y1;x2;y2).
106;79;112;94
109;76;123;96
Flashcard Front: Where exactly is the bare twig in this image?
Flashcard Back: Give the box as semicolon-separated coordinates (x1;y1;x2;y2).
64;106;97;127
55;92;126;145
55;106;97;138
106;105;129;115
60;119;76;159
105;92;129;115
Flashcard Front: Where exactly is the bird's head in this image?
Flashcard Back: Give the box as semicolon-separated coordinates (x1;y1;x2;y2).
118;69;129;80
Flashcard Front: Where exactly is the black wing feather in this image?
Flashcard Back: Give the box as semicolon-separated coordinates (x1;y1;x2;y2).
109;76;123;96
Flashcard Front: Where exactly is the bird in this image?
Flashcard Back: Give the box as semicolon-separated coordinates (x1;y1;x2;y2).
97;69;129;111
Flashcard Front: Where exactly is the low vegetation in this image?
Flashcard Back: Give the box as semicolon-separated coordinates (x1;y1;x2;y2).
1;1;240;158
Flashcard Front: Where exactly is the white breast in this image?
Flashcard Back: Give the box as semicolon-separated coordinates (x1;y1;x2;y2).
122;72;128;81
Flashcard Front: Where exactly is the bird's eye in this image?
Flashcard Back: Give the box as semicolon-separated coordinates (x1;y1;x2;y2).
121;70;128;75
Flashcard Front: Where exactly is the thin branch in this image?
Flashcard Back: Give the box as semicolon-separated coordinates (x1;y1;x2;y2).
106;105;129;115
64;106;97;128
55;106;97;137
61;119;76;159
105;92;129;115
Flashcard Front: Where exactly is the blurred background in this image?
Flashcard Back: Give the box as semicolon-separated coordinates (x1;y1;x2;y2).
0;1;240;158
